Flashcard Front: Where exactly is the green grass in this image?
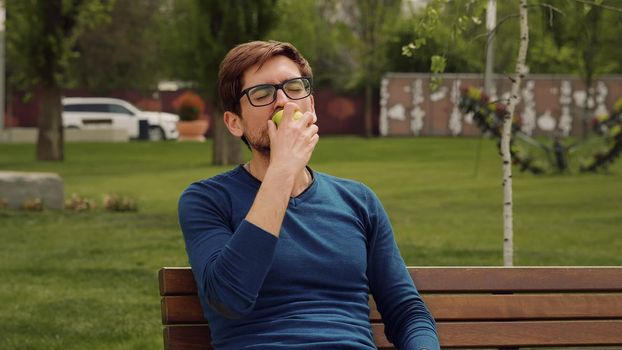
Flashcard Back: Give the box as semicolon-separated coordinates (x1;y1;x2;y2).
1;137;621;349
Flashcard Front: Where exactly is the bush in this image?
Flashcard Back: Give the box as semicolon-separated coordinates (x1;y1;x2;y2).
21;198;43;211
103;194;138;212
65;194;97;212
172;91;205;121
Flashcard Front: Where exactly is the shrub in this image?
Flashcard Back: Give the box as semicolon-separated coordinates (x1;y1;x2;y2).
21;198;43;211
172;91;205;121
103;194;138;212
65;194;97;212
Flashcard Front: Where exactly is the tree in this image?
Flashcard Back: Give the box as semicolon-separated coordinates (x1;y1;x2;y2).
69;0;161;92
6;0;112;161
193;0;278;165
530;0;622;136
500;0;529;266
265;0;359;92
337;0;402;137
406;0;622;266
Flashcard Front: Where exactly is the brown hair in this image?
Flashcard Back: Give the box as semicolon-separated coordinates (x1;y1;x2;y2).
218;40;313;115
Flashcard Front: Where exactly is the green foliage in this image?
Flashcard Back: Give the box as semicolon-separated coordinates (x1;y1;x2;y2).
6;0;114;90
529;0;622;76
398;0;488;76
193;0;278;102
266;0;360;91
67;0;161;92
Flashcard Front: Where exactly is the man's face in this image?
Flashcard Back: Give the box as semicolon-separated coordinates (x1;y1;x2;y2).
237;55;315;154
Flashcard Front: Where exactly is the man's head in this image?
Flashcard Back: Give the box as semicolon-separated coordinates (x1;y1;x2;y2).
218;40;313;116
218;41;314;153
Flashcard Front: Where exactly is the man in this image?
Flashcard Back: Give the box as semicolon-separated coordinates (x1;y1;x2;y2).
178;40;439;350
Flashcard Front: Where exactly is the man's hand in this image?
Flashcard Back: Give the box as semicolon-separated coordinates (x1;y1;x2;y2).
267;102;319;180
244;102;319;237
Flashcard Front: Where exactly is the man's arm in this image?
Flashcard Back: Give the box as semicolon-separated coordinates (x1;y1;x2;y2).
245;103;318;236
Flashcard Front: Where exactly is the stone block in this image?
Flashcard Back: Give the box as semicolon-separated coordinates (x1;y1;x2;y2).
0;171;64;210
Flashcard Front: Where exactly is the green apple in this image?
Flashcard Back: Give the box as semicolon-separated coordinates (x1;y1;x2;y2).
272;110;303;127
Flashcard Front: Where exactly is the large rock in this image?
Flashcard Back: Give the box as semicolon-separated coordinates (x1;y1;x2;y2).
0;171;64;210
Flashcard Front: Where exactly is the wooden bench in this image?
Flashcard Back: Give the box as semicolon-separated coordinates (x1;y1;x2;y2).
159;266;622;349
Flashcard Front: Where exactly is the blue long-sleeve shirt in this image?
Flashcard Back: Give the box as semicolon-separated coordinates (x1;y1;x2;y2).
178;165;439;349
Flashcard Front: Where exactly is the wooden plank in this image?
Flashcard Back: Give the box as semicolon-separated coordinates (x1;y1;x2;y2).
424;293;622;321
160;267;622;296
160;268;197;296
164;321;622;349
164;326;212;350
163;293;622;324
164;324;388;350
410;267;622;293
162;296;206;325
436;320;622;348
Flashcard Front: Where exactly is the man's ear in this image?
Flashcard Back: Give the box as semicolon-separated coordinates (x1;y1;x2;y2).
310;95;316;114
223;111;244;137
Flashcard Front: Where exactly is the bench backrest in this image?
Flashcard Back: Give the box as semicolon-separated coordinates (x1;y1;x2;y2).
159;266;622;349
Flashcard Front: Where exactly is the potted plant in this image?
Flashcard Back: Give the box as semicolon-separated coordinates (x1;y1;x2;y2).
172;91;209;141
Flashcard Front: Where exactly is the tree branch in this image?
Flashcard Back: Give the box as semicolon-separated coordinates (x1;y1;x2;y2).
573;0;622;14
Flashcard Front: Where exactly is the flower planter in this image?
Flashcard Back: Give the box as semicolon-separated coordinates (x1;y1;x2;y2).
176;119;209;141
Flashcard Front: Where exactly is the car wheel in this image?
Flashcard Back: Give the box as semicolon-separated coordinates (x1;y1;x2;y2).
148;126;166;141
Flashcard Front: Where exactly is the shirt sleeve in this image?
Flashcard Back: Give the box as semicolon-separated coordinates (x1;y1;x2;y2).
363;186;440;350
178;182;278;319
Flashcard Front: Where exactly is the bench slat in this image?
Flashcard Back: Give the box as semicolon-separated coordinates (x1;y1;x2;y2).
164;320;622;349
159;267;622;295
411;267;622;292
163;293;622;324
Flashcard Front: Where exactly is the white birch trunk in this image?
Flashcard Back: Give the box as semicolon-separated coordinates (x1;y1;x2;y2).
502;0;529;266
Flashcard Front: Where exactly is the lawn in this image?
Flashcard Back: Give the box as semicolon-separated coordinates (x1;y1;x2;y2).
1;137;621;349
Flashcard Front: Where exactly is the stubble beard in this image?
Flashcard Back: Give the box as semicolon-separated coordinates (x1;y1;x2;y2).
244;127;271;156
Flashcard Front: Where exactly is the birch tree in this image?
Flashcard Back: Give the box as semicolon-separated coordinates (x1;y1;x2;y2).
501;0;529;266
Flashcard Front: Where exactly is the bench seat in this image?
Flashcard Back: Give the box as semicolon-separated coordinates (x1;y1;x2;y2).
159;267;622;349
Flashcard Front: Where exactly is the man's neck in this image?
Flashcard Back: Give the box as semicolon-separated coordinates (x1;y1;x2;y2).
245;156;312;197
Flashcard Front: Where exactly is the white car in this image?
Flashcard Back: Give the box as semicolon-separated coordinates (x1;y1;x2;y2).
62;97;179;141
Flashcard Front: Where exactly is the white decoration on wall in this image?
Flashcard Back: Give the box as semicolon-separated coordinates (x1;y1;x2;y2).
594;81;609;117
448;80;463;136
430;86;448;102
558;80;573;136
489;86;498;102
464;111;474;124
387;103;406;121
573;90;595;109
379;78;389;136
411;107;425;135
537;110;556;131
521;81;536;135
410;79;425;135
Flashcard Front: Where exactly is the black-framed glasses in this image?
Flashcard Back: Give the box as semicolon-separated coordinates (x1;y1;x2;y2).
239;77;313;107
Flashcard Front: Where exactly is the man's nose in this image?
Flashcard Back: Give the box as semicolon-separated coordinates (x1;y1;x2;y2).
274;88;289;106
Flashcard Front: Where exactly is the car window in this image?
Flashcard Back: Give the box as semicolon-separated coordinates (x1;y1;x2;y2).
108;104;134;115
63;104;109;113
